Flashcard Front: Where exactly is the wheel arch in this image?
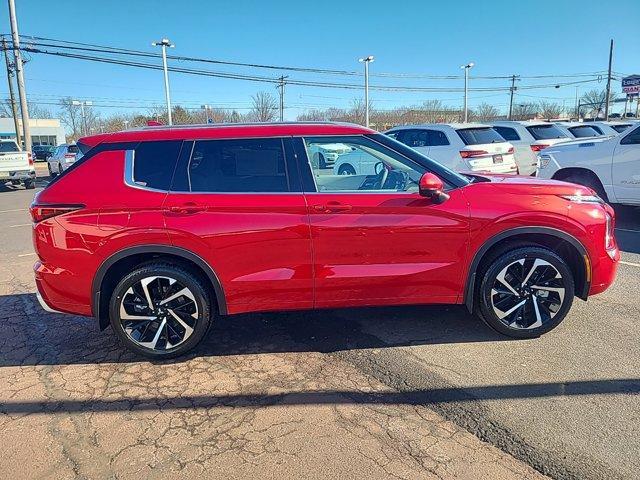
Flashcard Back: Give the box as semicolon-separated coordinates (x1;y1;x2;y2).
92;245;227;329
463;226;590;313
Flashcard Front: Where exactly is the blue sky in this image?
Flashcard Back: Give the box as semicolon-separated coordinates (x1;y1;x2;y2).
2;0;639;120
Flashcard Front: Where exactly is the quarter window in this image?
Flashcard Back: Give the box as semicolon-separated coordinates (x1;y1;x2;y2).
133;140;183;191
427;129;450;146
187;138;289;192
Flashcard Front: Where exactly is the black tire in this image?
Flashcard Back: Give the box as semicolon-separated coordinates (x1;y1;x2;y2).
476;246;574;338
318;153;327;169
24;180;35;189
109;262;212;359
338;164;356;176
48;163;57;178
562;172;608;203
58;163;63;175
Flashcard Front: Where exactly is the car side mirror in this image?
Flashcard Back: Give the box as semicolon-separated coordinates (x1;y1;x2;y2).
419;173;449;204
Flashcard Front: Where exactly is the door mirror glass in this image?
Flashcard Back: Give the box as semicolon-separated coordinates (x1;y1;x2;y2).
419;173;449;203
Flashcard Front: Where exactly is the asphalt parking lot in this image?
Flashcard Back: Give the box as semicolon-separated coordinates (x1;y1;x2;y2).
0;164;638;479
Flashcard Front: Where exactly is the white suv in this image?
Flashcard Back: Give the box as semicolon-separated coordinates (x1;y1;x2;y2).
489;121;571;175
384;123;518;174
537;124;640;205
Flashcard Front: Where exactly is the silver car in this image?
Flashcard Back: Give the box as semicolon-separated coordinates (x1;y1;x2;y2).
47;143;83;177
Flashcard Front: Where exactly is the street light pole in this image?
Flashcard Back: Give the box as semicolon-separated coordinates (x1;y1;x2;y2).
72;100;92;136
201;104;210;123
2;37;21;147
152;38;174;125
461;62;474;123
7;0;31;152
359;56;374;127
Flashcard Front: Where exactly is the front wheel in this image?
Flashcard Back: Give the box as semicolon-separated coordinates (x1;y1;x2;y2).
477;247;574;338
338;164;356;176
109;262;213;359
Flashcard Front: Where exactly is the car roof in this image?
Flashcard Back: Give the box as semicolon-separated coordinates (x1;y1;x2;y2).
80;122;375;147
389;122;490;130
555;121;594;127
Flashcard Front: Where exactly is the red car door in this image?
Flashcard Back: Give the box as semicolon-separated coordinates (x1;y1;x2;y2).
163;138;313;315
296;135;470;308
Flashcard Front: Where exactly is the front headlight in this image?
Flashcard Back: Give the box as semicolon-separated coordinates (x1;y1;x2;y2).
559;194;604;204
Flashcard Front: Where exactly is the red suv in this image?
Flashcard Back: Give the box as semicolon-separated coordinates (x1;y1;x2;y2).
31;122;619;358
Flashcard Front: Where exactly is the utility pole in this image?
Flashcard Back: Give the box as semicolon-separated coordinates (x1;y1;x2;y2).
574;86;579;119
2;37;21;146
201;104;210;123
7;0;31;152
507;74;520;120
461;62;474;123
152;38;174;125
359;56;374;127
277;76;287;122
72;100;92;136
604;39;613;121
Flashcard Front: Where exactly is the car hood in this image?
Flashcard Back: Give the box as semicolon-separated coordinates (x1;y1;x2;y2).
465;173;594;196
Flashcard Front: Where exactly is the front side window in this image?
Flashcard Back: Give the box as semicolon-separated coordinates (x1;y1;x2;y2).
188;138;289;193
304;136;427;193
133;140;183;190
493;126;520;142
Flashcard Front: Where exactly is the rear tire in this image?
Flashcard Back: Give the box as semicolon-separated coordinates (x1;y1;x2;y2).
58;163;63;175
109;262;213;359
561;172;609;203
476;246;574;338
24;180;35;189
48;163;57;177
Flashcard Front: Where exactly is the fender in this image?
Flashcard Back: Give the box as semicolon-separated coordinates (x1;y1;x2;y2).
463;226;590;313
92;244;228;327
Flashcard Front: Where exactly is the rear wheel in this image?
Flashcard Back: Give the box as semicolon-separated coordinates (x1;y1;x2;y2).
48;163;56;177
58;163;63;175
24;179;35;189
562;171;608;203
477;247;574;338
109;262;212;359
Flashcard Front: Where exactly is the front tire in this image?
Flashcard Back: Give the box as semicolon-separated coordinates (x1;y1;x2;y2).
338;164;356;176
476;247;574;338
109;262;212;359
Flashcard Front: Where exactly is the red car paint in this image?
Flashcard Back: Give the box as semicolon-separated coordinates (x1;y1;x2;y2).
31;123;618;322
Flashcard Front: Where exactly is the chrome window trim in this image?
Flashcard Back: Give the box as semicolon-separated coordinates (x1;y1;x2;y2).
123;149;169;193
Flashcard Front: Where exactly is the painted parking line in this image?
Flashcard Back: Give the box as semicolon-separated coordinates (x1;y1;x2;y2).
616;228;640;234
17;252;36;257
620;260;640;268
0;208;26;214
8;223;31;228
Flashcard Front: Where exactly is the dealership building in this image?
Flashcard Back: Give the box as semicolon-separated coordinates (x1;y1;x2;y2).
0;117;66;146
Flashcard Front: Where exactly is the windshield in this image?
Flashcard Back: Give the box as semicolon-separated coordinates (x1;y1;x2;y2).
526;124;567;140
457;127;505;145
0;142;20;152
568;126;601;138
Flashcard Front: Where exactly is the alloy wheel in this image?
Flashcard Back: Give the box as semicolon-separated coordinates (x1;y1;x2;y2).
119;275;199;351
490;258;566;330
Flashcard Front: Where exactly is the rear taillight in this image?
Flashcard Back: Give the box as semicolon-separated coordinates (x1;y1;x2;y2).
507;146;515;154
460;150;489;159
30;204;84;223
64;153;75;159
605;213;615;250
530;144;549;152
28;152;33;166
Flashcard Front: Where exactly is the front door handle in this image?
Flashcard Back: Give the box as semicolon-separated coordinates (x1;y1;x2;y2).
312;202;352;213
167;203;206;215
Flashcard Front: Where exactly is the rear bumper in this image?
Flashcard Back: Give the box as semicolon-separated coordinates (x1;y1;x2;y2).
0;169;35;181
34;260;92;316
36;290;62;313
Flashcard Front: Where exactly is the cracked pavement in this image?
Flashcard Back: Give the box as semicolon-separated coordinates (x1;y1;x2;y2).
1;168;638;479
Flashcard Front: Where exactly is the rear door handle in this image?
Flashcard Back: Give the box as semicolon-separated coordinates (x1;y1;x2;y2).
312;203;352;213
167;203;206;215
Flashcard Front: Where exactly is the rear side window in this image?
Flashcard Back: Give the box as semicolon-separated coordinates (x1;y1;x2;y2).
612;124;631;133
428;129;450;146
187;138;289;193
457;127;505;145
526;124;567;140
568;126;600;138
67;145;79;154
133;141;183;190
0;142;19;152
493;126;520;141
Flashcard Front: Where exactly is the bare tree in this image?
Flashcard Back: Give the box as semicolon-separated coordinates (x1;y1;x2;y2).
249;92;278;122
0;100;52;119
58;97;82;138
470;103;500;122
579;89;615;119
537;101;564;120
511;102;539;121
